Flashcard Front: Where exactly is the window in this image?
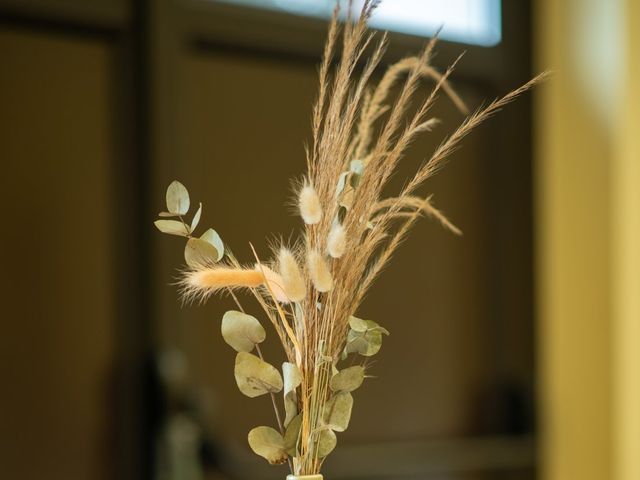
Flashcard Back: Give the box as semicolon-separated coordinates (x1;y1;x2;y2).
211;0;502;46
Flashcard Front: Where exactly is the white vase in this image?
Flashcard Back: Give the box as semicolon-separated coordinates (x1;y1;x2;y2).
286;476;323;480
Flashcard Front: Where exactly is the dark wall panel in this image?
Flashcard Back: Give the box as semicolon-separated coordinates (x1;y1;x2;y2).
0;28;116;480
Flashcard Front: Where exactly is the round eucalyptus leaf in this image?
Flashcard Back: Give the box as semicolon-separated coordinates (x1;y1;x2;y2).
365;319;390;335
330;366;365;392
166;180;190;215
316;428;337;458
324;392;353;432
234;352;283;398
348;316;369;332
158;211;179;217
184;237;219;268
247;426;287;465
352;329;383;357
350;159;364;175
221;311;266;352
200;228;224;261
190;202;202;231
283;413;302;457
154;219;190;237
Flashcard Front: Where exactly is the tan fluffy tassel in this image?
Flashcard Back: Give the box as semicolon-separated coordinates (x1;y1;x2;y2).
307;249;333;292
327;223;346;258
186;267;263;291
298;184;322;224
255;263;290;303
183;265;288;303
182;267;263;303
278;248;306;302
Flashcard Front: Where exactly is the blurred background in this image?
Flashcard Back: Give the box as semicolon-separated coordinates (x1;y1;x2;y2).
0;0;638;479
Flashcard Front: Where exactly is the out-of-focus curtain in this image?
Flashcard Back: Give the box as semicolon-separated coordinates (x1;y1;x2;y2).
534;0;640;479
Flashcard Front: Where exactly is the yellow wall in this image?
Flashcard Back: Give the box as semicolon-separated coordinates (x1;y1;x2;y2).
535;0;639;479
613;1;640;479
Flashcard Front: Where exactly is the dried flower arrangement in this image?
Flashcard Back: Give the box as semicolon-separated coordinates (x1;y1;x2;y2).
154;1;545;477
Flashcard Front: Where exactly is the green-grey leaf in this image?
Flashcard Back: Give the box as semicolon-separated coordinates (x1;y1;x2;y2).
350;159;364;175
200;228;224;261
335;171;349;198
154;219;190;237
345;328;382;357
190;202;202;231
366;319;390;336
283;362;302;427
348;316;369;332
247;426;287;465
330;366;365;392
283;413;302;456
349;160;363;188
234;352;283;398
158;211;179;217
221;311;266;352
316;428;337;458
166;180;190;215
324;392;353;432
184;237;219;268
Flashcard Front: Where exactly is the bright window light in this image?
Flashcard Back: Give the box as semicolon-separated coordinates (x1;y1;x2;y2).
212;0;502;47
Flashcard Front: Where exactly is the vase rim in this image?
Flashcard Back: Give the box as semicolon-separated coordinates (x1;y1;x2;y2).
286;475;323;480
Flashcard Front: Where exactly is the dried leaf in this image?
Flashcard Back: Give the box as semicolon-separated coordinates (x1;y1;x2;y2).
316;428;337;458
350;159;364;174
339;188;355;210
200;228;224;261
234;352;283;398
154;219;190;237
283;413;302;457
335;171;349;198
345;328;382;357
190;202;202;231
344;319;390;357
330;366;365;392
184;237;219;268
324;392;353;432
166;180;190;215
349;160;364;187
366;319;390;336
283;362;302;427
348;316;369;332
221;311;266;353
247;426;287;465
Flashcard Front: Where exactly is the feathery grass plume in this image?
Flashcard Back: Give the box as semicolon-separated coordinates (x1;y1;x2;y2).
278;248;306;302
182;266;264;302
298;183;322;224
307;249;333;292
327;223;347;258
155;0;546;475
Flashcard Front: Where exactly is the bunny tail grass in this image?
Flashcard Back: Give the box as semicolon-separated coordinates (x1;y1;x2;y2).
278;248;307;302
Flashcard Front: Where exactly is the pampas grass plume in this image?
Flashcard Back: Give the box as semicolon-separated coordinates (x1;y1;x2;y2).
299;184;322;224
278;248;306;302
307;249;333;292
327;223;346;258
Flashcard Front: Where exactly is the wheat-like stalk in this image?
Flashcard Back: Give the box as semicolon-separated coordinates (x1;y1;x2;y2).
155;0;546;475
